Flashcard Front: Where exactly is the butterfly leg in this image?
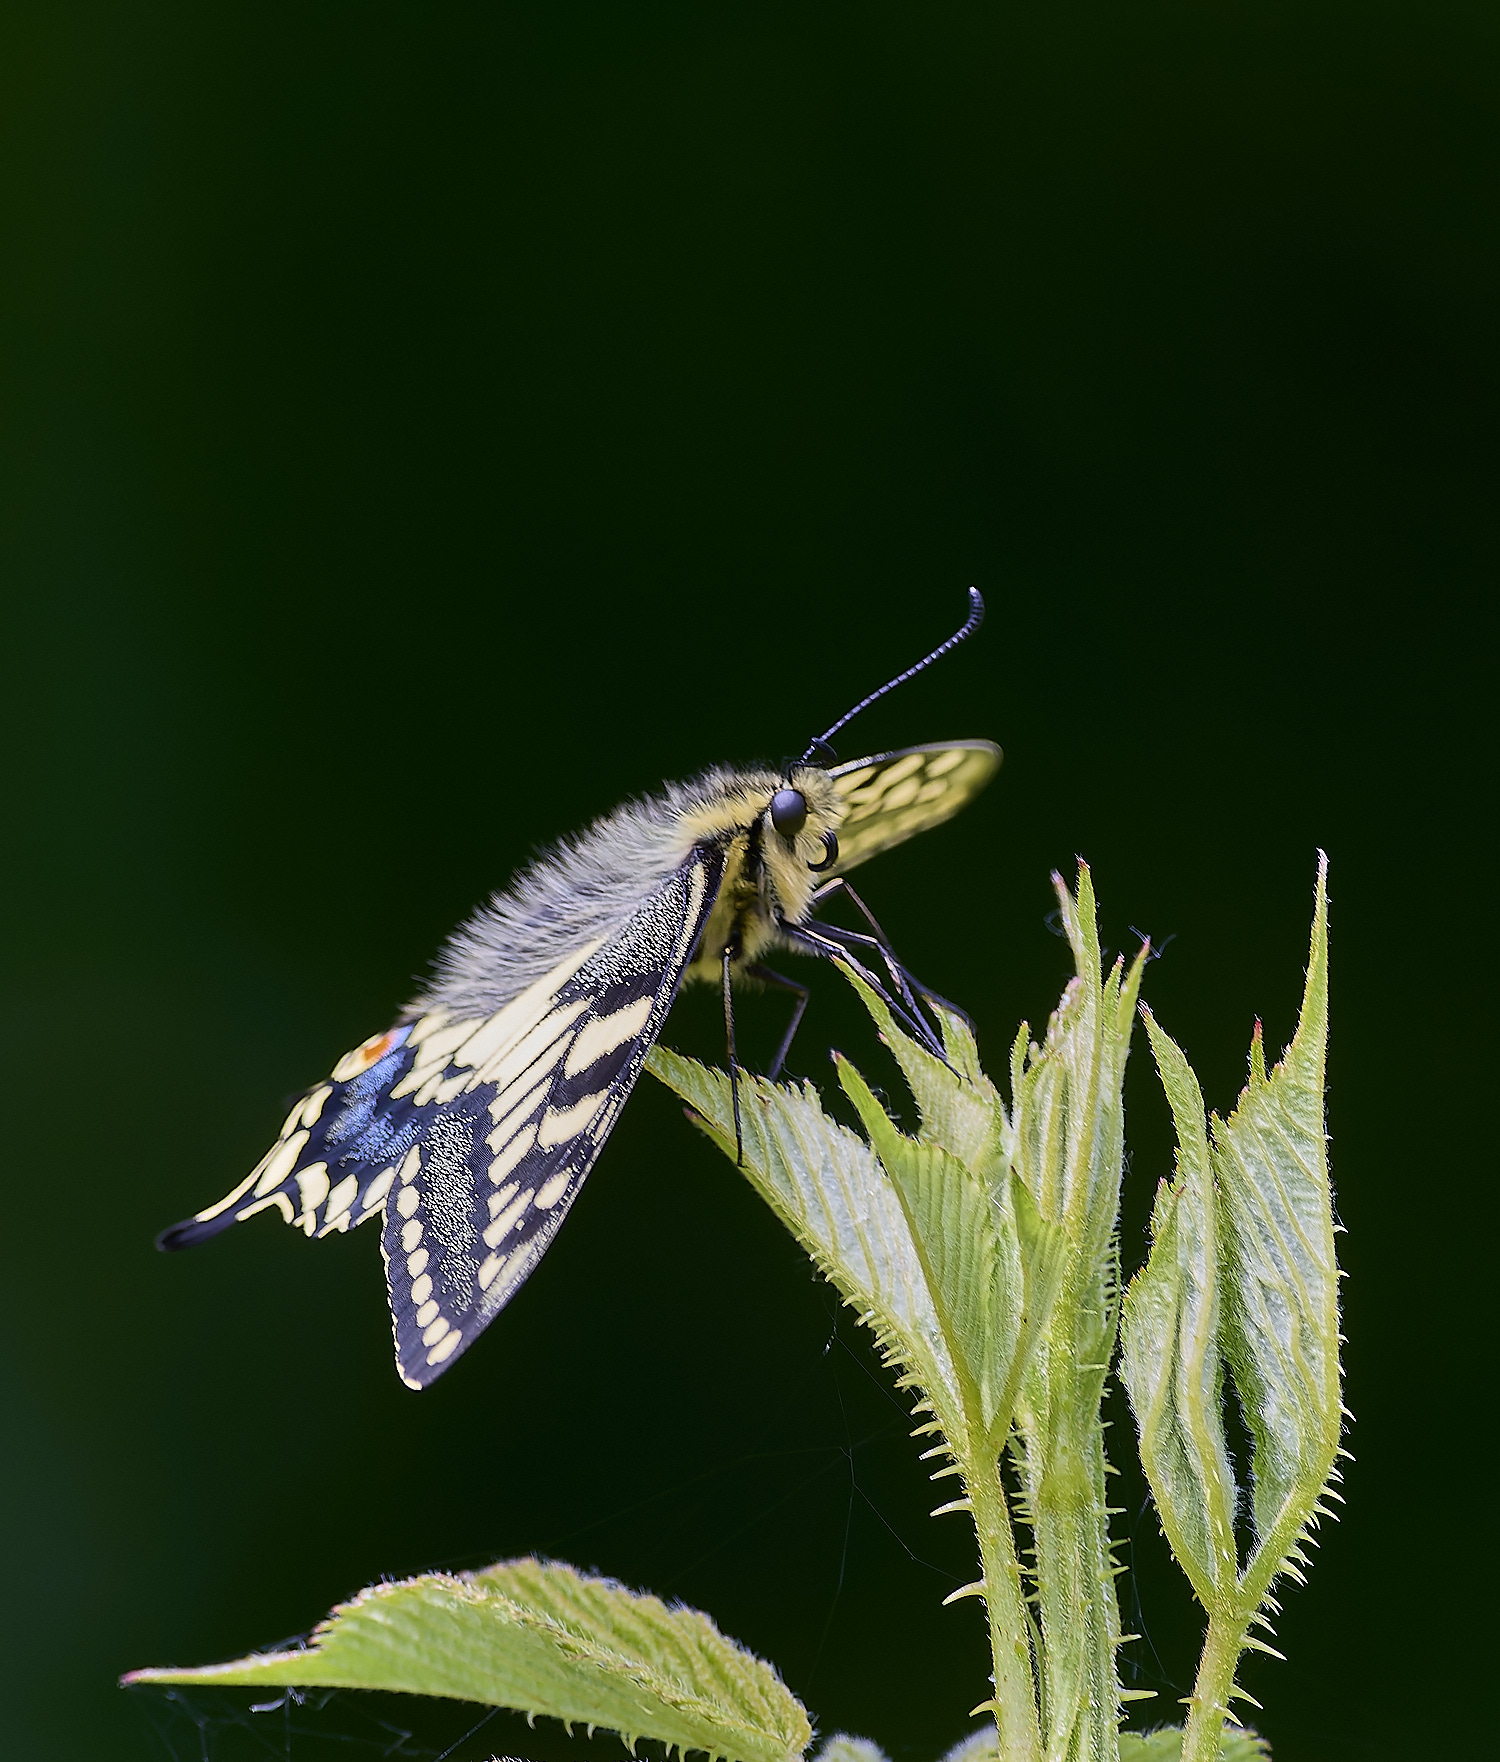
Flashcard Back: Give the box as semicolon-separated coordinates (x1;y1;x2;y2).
782;922;959;1074
892;972;972;1031
810;922;969;1049
803;917;945;1047
723;943;744;1166
810;873;937;1029
742;962;810;1082
810;876;888;935
811;877;974;1029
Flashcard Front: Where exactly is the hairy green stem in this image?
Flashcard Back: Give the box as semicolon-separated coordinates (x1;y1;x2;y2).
1180;1613;1247;1762
1020;1416;1121;1762
968;1449;1043;1762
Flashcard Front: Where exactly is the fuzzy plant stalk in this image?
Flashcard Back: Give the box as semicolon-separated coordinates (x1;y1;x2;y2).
998;874;1151;1761
833;1017;1046;1762
1121;856;1340;1762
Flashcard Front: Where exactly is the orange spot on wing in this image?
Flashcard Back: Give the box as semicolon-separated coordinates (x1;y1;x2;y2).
348;1030;398;1074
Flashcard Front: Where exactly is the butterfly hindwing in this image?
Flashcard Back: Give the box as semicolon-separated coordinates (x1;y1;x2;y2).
162;845;725;1388
828;740;1001;874
383;843;724;1387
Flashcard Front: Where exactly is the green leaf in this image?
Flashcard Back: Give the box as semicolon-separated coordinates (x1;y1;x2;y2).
840;971;1005;1181
1120;1013;1240;1608
646;1045;962;1426
812;1737;891;1762
939;1724;1270;1762
1214;855;1338;1565
837;1053;1026;1439
1126;855;1339;1605
126;1557;810;1762
937;1727;1000;1762
1118;1728;1270;1761
856;1082;1006;1393
1009;867;1148;1255
1005;1176;1071;1431
1122;857;1338;1762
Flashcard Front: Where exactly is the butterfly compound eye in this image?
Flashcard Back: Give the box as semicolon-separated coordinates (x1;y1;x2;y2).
769;788;808;839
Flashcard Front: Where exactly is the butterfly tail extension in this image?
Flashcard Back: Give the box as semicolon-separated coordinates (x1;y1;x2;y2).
155;1025;425;1252
156;1208;249;1252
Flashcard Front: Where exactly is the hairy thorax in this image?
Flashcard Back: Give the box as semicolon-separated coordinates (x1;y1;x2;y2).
679;763;845;986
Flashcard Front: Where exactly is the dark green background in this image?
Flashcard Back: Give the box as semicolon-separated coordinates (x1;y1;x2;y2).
3;4;1493;1759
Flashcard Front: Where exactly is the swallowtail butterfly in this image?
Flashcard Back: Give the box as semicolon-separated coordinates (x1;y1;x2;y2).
159;592;1000;1387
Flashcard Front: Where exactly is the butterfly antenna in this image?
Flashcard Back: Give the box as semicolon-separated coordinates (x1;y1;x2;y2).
800;588;985;764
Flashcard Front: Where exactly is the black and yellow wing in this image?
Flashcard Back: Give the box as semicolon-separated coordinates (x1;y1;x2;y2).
827;740;1001;874
160;845;726;1388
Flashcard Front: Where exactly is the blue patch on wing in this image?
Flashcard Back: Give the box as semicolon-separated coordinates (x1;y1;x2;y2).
156;1026;427;1252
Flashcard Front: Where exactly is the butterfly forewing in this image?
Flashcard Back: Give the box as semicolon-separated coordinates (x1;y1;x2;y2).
828;740;1001;873
162;845;725;1387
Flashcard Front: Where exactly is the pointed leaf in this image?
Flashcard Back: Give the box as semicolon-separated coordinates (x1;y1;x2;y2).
839;969;1004;1179
127;1558;810;1762
813;1737;891;1762
1003;867;1148;1758
1123;859;1339;1762
1006;1176;1070;1416
1121;1013;1239;1608
839;1054;1019;1435
1011;867;1148;1252
1117;1728;1269;1761
647;1047;961;1425
1213;852;1338;1561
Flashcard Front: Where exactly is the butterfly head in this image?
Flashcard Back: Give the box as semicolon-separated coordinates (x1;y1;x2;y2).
759;763;844;902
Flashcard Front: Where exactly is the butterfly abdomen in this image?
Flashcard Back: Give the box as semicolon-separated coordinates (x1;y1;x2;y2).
415;771;743;1018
